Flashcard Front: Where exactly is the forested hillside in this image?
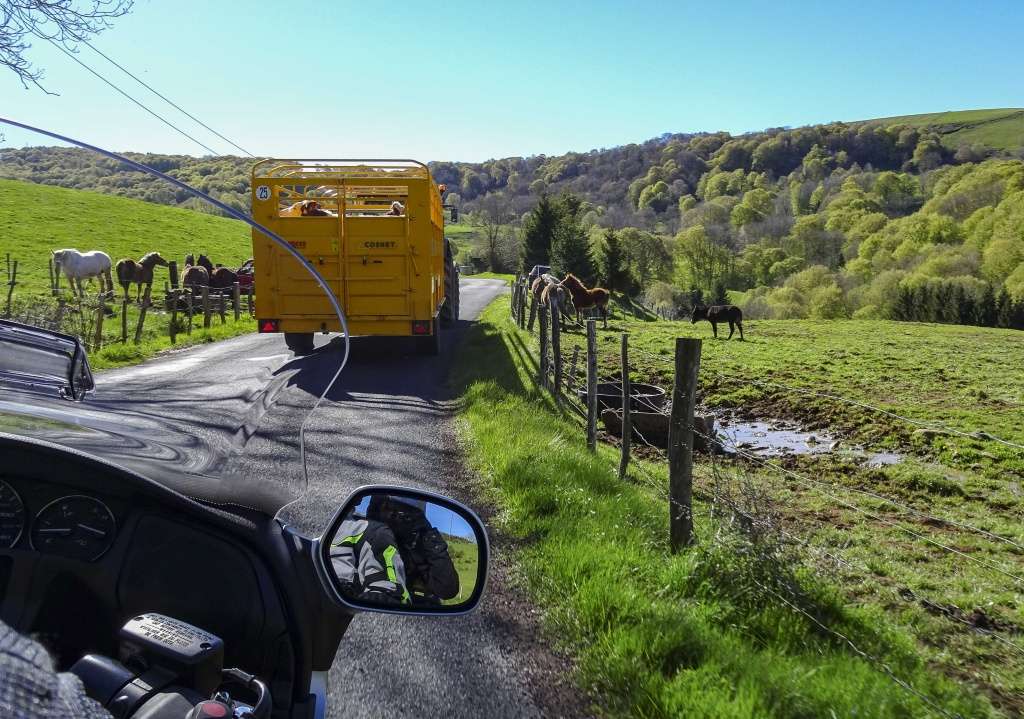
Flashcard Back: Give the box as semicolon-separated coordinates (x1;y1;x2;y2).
4;109;1024;327
0;147;252;215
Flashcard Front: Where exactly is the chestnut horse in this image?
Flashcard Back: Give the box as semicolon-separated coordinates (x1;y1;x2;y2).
115;251;168;302
560;274;610;328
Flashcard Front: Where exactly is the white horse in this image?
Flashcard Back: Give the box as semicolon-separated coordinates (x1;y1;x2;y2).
52;248;114;298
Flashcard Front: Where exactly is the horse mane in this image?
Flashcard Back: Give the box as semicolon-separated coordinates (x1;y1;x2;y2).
139;251;163;265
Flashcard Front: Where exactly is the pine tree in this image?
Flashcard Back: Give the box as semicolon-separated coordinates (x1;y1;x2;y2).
951;284;971;325
600;229;628;294
996;288;1014;329
1012;298;1024;331
977;283;998;327
550;214;595;282
712;281;729;305
935;282;955;324
519;194;560;273
893;285;915;321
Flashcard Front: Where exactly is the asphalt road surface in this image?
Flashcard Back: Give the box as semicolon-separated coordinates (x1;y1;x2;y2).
94;278;558;718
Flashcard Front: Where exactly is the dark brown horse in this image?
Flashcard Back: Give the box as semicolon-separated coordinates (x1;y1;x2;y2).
561;274;610;328
114;252;168;302
691;304;744;340
210;266;238;290
196;254;215;274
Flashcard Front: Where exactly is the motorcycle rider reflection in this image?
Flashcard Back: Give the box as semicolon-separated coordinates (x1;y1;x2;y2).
330;495;460;608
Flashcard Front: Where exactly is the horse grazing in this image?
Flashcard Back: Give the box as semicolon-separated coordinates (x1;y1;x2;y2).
52;248;113;298
560;273;610;328
181;254;209;291
691;304;744;340
115;252;168;302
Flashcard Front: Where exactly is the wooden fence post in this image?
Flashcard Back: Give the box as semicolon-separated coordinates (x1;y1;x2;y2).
551;300;562;399
527;290;538;332
538;301;549;390
120;299;129;343
186;291;194;334
586;320;597;451
133;285;152;344
4;260;16;317
202;286;211;329
511;274;519;314
233;283;241;321
169;289;178;344
92;301;104;351
618;333;632;481
668;337;702;552
168;261;179;289
518;284;526;329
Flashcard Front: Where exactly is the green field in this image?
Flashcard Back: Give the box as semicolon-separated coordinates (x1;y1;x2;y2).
444;535;481;606
858;108;1024;149
454;300;1022;717
0;178;251;298
1;178;256;368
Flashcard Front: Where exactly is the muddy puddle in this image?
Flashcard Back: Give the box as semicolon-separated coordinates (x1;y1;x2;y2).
714;414;902;467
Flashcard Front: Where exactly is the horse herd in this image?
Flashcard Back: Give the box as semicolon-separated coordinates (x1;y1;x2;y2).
50;248;254;303
530;272;611;328
528;270;745;340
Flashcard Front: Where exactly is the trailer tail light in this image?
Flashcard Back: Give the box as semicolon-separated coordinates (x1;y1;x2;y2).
411;320;431;335
258;319;280;333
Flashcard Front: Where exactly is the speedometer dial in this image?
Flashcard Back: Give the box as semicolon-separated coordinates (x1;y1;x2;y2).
0;480;26;548
31;495;116;561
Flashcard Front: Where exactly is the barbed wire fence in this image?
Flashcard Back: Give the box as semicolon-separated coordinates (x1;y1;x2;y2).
508;274;1023;714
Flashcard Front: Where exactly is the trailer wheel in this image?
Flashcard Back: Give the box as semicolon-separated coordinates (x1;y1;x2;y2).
417;319;441;356
285;332;315;355
440;239;459;327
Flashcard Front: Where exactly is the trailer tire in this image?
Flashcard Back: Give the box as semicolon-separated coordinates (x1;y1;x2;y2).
440;239;459;327
417;319;441;356
285;332;315;355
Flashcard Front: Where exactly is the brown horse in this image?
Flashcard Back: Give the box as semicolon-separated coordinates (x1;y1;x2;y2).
115;252;168;302
560;274;610;328
210;266;238;291
182;254;209;291
691;304;744;340
196;254;215;274
541;280;576;329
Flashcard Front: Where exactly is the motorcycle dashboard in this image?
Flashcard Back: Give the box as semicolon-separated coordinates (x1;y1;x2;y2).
0;435;295;683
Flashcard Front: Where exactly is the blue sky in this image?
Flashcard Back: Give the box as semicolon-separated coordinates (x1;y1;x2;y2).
1;0;1021;161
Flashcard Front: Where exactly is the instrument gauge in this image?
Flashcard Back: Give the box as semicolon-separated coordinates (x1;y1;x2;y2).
0;480;26;548
31;495;116;561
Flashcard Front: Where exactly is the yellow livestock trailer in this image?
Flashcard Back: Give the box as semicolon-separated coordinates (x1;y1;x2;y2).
250;160;458;354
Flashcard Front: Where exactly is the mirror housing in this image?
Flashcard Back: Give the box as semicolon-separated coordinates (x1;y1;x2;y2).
318;485;489;616
0;319;95;401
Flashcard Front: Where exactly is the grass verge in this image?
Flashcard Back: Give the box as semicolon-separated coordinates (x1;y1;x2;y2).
451;300;1001;718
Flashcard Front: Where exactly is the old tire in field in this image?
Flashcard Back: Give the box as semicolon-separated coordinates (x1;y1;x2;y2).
440;239;459;327
284;332;315;355
417;319;441;356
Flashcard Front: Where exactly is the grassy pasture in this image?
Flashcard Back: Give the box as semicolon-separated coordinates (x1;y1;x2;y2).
1;178;256;368
858;107;1024;149
1;178;251;298
454;300;1022;717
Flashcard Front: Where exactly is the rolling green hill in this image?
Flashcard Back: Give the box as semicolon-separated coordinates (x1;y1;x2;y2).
858;108;1024;151
0;178;250;297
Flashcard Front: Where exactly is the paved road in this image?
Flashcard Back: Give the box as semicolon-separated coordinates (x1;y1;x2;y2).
94;278;551;718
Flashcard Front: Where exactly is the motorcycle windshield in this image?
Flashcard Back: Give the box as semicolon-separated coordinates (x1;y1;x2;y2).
0;121;348;529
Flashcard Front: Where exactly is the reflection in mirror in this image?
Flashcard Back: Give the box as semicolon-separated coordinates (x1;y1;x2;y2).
326;492;482;611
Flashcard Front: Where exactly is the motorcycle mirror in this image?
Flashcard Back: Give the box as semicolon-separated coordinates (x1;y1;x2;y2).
318;485;489;615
